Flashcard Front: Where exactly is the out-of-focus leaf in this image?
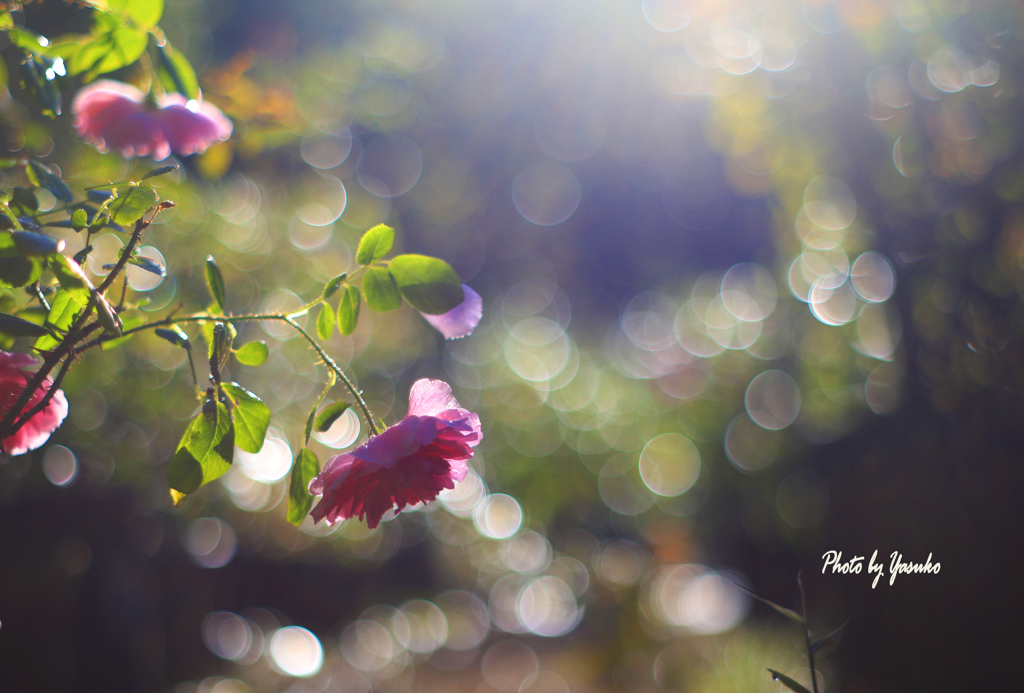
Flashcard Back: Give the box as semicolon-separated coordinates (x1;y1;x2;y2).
109;184;157;226
155;42;198;100
388;254;463;315
811;619;849;654
222;382;270;454
322;273;346;300
101;310;144;349
166;400;234;495
19;55;62;117
767;670;813;693
356;224;395;265
88;27;148;77
0;232;45;289
234;341;268;366
107;0;164;30
27;161;73;203
362;266;401;312
0;158;18;169
317;301;335;340
303;371;335;446
0;12;13;30
741;586;806;626
11;187;38;213
140;164;179;181
0;312;49;337
155;325;190;349
337;285;360;335
287;447;319;526
11;231;64;256
50;255;93;306
314;400;349;432
205;255;226;313
127;255;165;276
87;189;113;204
34;290;78;351
7;26;46;52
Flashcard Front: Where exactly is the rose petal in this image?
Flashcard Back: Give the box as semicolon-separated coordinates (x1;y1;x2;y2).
421;284;482;340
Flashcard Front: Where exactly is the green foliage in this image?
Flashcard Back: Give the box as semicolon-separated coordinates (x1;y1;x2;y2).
71;209;88;231
155;325;190;349
317;301;335;340
34;291;79;351
337;285;360;335
50;255;93;307
314;400;349;432
101;310;144;349
322;273;346;300
109;185;158;226
155;42;199;100
166;399;235;496
205;255;226;313
287;447;320;526
388;254;462;314
0;232;46;289
222;382;271;454
11;231;62;256
0;312;49;337
94;292;123;336
362;266;401;312
356;224;395;265
303;372;335;446
103;0;165;31
141;164;180;181
234;341;268;366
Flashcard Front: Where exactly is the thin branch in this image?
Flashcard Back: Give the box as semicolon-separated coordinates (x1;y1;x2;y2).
798;569;820;693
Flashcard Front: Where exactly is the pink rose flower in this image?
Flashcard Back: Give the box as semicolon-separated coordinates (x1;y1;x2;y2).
309;379;482;528
0;351;69;456
421;284;482;340
72;80;232;160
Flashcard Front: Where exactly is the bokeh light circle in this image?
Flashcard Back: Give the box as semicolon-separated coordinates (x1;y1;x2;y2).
268;626;323;677
357;135;423;197
744;370;801;430
639;433;701;497
512;163;581;226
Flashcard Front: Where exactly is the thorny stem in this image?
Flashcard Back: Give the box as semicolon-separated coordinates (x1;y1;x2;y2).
798;569;820;693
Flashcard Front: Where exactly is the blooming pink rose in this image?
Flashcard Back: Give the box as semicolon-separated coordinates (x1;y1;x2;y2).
309;379;482;528
421;284;482;340
0;351;69;456
72;80;232;160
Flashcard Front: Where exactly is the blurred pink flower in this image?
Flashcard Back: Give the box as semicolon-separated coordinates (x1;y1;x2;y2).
0;351;68;456
421;284;482;339
72;80;232;160
309;379;481;528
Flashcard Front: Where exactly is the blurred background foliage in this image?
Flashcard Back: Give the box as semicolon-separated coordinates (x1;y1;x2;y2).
0;0;1022;691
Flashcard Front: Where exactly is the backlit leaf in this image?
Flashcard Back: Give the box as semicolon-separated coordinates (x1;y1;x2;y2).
166;400;234;495
0;312;49;337
356;224;395;265
34;290;79;351
109;184;157;226
222;382;271;454
388;254;463;315
337;285;360;335
205;255;226;313
155;41;198;100
362;266;401;312
317;301;335;340
0;233;45;289
287;447;320;526
314;400;349;432
234;341;268;366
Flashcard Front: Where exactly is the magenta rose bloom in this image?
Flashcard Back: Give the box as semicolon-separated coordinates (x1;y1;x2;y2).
72;80;232;160
309;379;482;528
420;284;482;340
0;351;69;456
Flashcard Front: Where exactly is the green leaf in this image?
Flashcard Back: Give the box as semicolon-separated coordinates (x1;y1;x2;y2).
0;233;45;289
316;301;335;340
155;325;190;349
362;266;401;312
34;291;79;351
234;340;268;366
101;310;144;349
50;255;93;306
205;255;226;313
322;273;346;300
740;586;805;626
11;187;38;213
811;618;849;654
127;255;165;276
108;0;164;30
27;161;73;203
337;285;360;335
155;41;199;100
141;164;179;181
387;254;463;315
314;400;350;432
0;158;18;169
89;28;149;77
222;382;271;454
94;292;123;336
356;224;395;265
287;447;320;526
71;208;88;231
303;371;335;445
166;400;234;495
0;312;49;337
767;670;813;693
109;184;157;226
